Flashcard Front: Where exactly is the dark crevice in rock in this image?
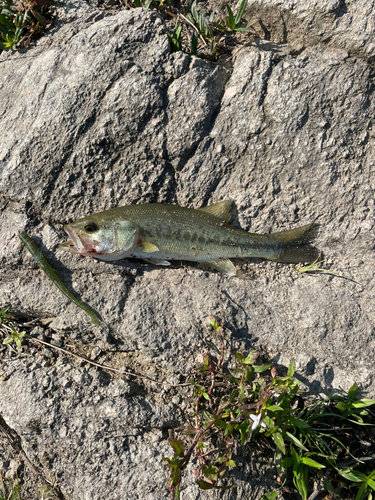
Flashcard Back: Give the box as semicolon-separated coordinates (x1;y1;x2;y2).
336;0;348;17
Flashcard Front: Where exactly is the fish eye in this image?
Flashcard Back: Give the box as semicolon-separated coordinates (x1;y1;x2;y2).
84;222;99;233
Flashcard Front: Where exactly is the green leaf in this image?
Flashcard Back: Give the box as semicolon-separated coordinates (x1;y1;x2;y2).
3;337;13;345
323;479;335;494
290;446;301;465
0;306;9;321
261;493;278;500
235;352;245;362
340;470;367;482
216;419;227;431
348;382;358;399
243;351;256;364
253;363;272;373
352;399;375;408
190;31;198;54
367;478;375;490
266;405;283;411
226;5;235;29
286;417;310;429
169;439;184;457
285;431;309;452
229;388;239;402
191;0;198;23
30;9;46;26
0;13;15;32
294;464;308;500
234;0;248;25
300;457;325;469
173;484;180;500
272;431;285;454
199;480;214;489
206;341;220;354
0;24;10;35
275;448;284;474
282;457;294;469
202;410;213;421
168;24;183;52
356;482;369;500
262;415;275;428
287;359;296;377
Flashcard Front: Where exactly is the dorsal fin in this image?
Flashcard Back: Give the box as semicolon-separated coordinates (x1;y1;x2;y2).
197;200;233;223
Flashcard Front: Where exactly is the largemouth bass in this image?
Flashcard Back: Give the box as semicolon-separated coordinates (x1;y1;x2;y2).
59;201;319;276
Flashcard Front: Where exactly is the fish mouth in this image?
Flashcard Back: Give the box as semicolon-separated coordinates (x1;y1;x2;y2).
58;224;97;255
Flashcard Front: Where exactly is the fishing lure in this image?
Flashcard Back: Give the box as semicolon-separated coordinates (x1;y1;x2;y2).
19;231;99;326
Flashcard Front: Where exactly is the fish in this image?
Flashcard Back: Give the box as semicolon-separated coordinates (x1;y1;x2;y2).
58;201;319;276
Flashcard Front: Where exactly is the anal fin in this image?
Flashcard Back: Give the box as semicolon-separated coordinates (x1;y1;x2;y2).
204;258;237;276
143;258;171;266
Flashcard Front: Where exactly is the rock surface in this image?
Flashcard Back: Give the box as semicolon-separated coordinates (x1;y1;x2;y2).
0;0;374;498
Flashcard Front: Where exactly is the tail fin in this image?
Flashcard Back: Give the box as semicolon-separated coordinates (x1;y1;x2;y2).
269;223;320;263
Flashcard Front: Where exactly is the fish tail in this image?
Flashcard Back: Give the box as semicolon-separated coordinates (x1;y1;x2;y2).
269;223;320;263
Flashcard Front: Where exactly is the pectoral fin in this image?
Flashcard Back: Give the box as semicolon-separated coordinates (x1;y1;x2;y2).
204;258;237;276
197;200;233;223
142;258;171;266
138;241;160;253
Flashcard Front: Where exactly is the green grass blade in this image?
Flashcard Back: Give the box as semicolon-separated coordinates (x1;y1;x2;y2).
356;482;369;500
301;457;325;469
272;431;285;454
234;0;248;25
0;13;15;32
285;431;309;452
226;5;235;29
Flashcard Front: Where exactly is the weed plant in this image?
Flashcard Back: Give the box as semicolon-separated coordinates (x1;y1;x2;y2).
99;0;260;60
2;308;374;499
0;0;52;50
169;0;259;58
0;474;20;500
164;316;375;499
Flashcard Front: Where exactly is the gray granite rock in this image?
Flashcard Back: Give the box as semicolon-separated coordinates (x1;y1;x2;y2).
0;0;374;498
245;0;375;61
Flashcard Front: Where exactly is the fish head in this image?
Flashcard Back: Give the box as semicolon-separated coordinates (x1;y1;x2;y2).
59;214;139;259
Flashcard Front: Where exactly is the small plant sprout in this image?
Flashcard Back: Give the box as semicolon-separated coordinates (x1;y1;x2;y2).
164;316;375;499
0;473;21;500
166;0;258;60
0;307;9;325
219;0;251;32
297;258;340;276
167;23;182;52
2;327;26;349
